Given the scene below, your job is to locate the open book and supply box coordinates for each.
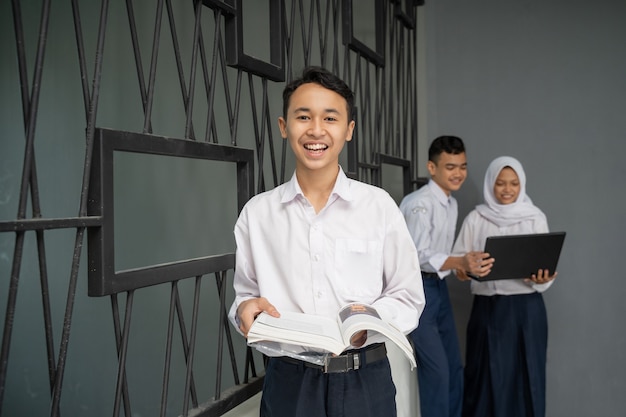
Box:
[247,303,416,369]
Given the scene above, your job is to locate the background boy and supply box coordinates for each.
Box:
[399,136,493,417]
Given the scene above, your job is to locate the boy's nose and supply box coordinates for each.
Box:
[308,120,324,136]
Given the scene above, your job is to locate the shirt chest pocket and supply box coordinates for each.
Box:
[334,238,383,299]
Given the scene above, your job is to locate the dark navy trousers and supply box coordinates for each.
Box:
[260,352,396,417]
[410,274,464,417]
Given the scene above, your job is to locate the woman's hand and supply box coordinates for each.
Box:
[526,269,557,285]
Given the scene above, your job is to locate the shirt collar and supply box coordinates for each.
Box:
[428,179,452,206]
[281,166,353,203]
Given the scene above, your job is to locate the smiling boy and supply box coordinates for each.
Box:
[399,136,493,417]
[229,67,425,417]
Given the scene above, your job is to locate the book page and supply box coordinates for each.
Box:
[338,303,416,368]
[247,311,347,355]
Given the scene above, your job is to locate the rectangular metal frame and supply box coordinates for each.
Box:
[223,0,285,81]
[342,0,385,66]
[87,128,254,296]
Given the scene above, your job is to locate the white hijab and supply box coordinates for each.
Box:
[475,156,546,227]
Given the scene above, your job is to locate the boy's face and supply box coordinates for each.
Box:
[427,152,467,196]
[278,82,355,174]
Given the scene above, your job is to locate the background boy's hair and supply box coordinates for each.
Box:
[282,66,355,119]
[428,135,465,163]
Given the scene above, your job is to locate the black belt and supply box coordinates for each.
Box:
[422,272,439,279]
[278,343,387,373]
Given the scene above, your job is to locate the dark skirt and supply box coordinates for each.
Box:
[463,292,547,417]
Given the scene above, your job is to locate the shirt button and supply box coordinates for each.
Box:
[314,254,320,261]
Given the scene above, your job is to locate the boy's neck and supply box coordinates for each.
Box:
[296,165,340,213]
[431,178,452,197]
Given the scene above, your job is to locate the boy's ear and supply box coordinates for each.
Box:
[426,160,436,176]
[345,120,355,142]
[278,117,288,139]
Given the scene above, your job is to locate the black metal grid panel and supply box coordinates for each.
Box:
[87,128,254,297]
[0,0,425,416]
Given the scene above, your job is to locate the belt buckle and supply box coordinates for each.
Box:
[323,352,360,373]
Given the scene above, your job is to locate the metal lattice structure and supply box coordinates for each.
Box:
[0,0,424,416]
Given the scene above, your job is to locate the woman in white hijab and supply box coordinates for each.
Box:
[452,156,557,417]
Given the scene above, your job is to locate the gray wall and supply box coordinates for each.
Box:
[421,1,626,415]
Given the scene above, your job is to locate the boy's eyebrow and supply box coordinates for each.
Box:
[444,162,467,168]
[292,106,341,115]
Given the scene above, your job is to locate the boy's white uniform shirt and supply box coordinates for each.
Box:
[228,168,425,352]
[399,179,457,278]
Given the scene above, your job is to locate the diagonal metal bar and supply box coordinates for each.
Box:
[166,0,196,139]
[198,8,221,144]
[260,78,278,188]
[248,73,265,192]
[181,277,202,415]
[142,0,165,134]
[160,282,178,417]
[111,294,132,417]
[71,0,92,119]
[174,283,199,408]
[184,0,204,139]
[315,0,327,69]
[229,68,243,146]
[0,232,25,416]
[204,8,225,144]
[214,19,236,144]
[330,0,340,74]
[158,280,205,416]
[301,0,312,66]
[112,291,135,417]
[124,0,154,133]
[214,271,228,399]
[283,0,295,80]
[215,271,244,387]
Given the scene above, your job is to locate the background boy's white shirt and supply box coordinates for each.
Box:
[399,179,457,278]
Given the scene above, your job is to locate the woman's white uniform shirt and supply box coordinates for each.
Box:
[452,156,554,296]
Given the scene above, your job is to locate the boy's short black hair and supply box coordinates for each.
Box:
[428,136,466,163]
[282,66,355,120]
